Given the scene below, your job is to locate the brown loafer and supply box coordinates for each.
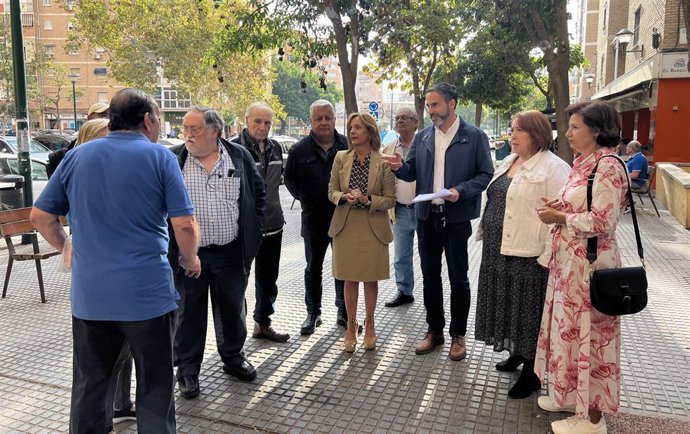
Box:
[449,335,467,361]
[415,331,444,355]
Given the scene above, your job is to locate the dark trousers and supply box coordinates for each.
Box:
[71,312,176,434]
[417,218,473,336]
[104,346,133,424]
[174,241,248,378]
[253,230,282,325]
[304,236,344,317]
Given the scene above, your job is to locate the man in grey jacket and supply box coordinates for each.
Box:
[231,102,289,343]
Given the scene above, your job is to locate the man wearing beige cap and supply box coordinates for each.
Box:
[87,102,110,120]
[48,102,110,177]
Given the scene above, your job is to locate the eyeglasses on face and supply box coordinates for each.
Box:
[395,115,416,122]
[181,126,206,135]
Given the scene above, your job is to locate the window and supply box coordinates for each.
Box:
[633,7,641,46]
[67,20,74,31]
[43,20,52,30]
[43,0,51,5]
[97,92,108,103]
[70,68,80,77]
[93,67,107,76]
[43,43,55,56]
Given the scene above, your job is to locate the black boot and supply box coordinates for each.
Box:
[507,359,541,399]
[495,354,526,372]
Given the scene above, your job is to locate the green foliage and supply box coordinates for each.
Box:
[70,0,281,120]
[272,59,342,124]
[365,0,463,127]
[455,26,532,115]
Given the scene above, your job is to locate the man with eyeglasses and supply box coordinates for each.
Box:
[230,102,289,343]
[170,106,266,399]
[382,107,419,308]
[284,99,351,334]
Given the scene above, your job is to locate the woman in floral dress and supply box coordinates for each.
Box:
[535,101,628,434]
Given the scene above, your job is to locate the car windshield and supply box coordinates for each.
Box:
[5,158,49,180]
[4,137,51,153]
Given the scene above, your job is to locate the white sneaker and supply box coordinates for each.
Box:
[551,415,607,434]
[538,395,576,413]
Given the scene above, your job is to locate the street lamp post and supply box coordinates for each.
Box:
[68,73,79,131]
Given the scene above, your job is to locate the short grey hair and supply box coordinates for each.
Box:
[627,140,642,152]
[395,106,417,120]
[188,105,224,139]
[310,99,335,118]
[245,101,273,120]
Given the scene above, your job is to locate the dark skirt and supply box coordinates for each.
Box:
[474,173,548,359]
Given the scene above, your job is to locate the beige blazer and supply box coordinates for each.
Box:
[327,149,396,244]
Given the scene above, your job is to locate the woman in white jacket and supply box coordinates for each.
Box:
[474,110,570,398]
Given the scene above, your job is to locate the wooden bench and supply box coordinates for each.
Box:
[0,207,65,303]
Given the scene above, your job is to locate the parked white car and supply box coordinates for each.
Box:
[0,136,51,163]
[0,154,50,204]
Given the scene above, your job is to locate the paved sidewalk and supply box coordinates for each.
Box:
[1,187,689,434]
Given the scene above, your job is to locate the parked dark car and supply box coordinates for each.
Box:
[33,133,76,151]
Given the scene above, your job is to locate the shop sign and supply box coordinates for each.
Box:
[660,53,689,78]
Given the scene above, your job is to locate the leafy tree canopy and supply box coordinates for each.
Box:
[70,0,282,120]
[272,58,342,124]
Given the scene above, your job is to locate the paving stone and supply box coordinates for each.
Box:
[0,188,689,433]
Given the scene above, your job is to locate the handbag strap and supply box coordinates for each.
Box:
[586,154,644,266]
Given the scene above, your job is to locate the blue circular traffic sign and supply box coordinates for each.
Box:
[368,101,379,112]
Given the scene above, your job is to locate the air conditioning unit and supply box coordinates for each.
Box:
[94,53,101,60]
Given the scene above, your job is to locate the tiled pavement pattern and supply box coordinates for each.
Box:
[0,186,689,434]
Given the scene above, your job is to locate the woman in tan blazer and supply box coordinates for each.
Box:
[328,112,396,353]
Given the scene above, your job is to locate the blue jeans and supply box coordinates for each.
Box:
[417,218,472,336]
[393,205,417,296]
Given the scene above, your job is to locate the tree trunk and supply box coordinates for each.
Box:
[683,0,690,71]
[325,0,359,115]
[55,102,62,132]
[414,94,425,131]
[474,101,483,127]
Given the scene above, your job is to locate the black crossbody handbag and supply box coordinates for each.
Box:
[586,155,648,316]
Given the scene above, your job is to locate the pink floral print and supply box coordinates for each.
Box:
[535,148,628,416]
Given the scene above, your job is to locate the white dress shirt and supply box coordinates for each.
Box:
[432,116,460,204]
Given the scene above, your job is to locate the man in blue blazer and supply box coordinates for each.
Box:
[383,83,494,361]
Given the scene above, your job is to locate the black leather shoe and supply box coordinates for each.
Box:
[507,360,541,399]
[337,311,362,333]
[300,314,322,335]
[495,355,526,372]
[385,292,414,308]
[223,360,257,382]
[177,375,200,399]
[336,311,347,328]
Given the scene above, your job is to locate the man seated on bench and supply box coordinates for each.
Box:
[626,140,648,188]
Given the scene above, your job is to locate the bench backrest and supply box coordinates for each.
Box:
[0,208,34,238]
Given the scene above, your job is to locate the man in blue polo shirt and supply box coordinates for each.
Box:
[626,140,648,188]
[31,88,200,434]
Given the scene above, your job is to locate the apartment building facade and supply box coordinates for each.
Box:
[576,0,689,163]
[1,0,189,133]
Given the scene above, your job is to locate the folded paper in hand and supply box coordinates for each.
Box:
[412,189,451,203]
